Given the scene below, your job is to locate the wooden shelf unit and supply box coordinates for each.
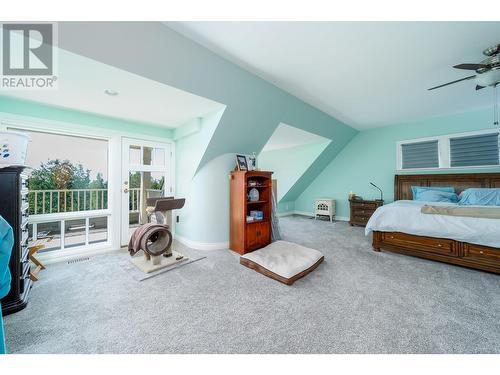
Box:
[247,200,268,205]
[230,170,273,255]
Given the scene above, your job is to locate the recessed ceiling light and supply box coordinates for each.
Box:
[104,89,119,96]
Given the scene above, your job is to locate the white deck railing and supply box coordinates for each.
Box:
[28,188,162,215]
[27,187,162,254]
[129,188,163,213]
[29,189,108,215]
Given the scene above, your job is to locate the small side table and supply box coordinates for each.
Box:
[349,199,383,227]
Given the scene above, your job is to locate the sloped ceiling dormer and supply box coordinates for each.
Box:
[259,123,331,202]
[56,22,358,197]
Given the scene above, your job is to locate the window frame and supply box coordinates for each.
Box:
[397,128,500,172]
[0,111,176,264]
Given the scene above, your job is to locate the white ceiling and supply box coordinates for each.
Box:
[0,41,224,129]
[261,123,330,152]
[167,22,500,130]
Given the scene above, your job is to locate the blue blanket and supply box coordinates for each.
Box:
[0,215,13,354]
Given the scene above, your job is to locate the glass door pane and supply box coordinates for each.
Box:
[129,145,141,165]
[122,138,171,246]
[151,148,165,166]
[127,170,166,239]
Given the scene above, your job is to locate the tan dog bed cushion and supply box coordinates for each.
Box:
[240,240,324,285]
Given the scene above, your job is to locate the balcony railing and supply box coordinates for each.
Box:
[129,188,163,213]
[29,189,108,215]
[28,188,163,215]
[26,187,163,255]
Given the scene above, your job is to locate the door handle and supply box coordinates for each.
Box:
[123,188,129,193]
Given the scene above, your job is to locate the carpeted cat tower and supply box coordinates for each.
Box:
[128,197,186,273]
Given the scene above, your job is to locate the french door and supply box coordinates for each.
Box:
[121,138,172,246]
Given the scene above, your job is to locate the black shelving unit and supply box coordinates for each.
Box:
[0,166,32,315]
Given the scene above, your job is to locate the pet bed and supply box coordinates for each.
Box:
[240,240,324,285]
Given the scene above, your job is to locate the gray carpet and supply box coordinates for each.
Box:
[4,216,500,353]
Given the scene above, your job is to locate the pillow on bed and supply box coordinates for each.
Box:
[416,190,459,203]
[458,188,500,206]
[411,186,455,200]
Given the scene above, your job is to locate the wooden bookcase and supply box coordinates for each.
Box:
[230,170,273,255]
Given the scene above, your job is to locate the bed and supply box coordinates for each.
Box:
[366,173,500,274]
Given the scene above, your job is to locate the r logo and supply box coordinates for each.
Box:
[2,23,53,76]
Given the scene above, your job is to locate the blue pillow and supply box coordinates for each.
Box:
[458,188,500,206]
[416,190,459,203]
[411,186,455,200]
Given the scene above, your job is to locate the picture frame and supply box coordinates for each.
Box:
[236,154,248,171]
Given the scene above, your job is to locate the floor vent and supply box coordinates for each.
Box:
[67,257,90,264]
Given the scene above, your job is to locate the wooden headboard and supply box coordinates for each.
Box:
[394,173,500,200]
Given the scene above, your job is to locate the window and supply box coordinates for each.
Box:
[8,128,109,215]
[8,127,110,253]
[401,140,439,169]
[450,133,499,167]
[398,130,500,170]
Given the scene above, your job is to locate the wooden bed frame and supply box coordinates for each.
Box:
[372,173,500,274]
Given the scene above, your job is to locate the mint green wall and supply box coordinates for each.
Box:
[175,109,226,241]
[295,108,500,219]
[0,95,173,138]
[58,22,358,199]
[278,201,295,213]
[176,153,234,243]
[55,22,359,245]
[259,141,329,206]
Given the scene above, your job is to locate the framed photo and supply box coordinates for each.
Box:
[236,154,248,171]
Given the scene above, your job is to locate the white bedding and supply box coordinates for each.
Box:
[365,200,500,248]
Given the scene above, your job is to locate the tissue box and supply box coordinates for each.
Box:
[250,210,263,220]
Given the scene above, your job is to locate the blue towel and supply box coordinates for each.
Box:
[0,215,14,355]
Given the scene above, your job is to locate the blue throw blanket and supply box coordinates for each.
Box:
[0,215,13,354]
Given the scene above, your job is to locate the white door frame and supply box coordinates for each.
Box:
[120,137,173,246]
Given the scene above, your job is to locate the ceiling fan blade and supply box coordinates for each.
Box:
[428,75,476,91]
[453,63,488,70]
[476,85,486,90]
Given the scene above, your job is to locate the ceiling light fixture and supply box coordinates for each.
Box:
[104,89,119,96]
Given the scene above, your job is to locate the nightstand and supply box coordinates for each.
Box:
[349,199,383,227]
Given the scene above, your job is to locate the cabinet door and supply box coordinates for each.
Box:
[246,225,259,250]
[246,222,270,251]
[257,222,270,247]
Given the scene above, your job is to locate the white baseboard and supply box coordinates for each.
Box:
[281,211,350,222]
[38,245,120,265]
[293,210,315,217]
[37,234,231,265]
[335,216,350,222]
[174,234,228,251]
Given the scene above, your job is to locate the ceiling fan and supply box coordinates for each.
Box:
[428,43,500,126]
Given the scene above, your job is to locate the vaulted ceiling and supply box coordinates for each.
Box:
[0,25,224,129]
[57,21,357,183]
[167,22,500,129]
